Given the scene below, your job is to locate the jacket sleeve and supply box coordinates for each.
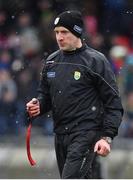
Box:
[91,53,124,138]
[37,62,52,115]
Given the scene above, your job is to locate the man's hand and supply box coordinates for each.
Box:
[26,98,40,118]
[94,139,111,157]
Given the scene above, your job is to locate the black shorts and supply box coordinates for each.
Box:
[55,130,101,179]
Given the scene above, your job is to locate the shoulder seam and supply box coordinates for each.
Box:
[47,50,60,61]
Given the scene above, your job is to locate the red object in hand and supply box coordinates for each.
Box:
[26,123,36,166]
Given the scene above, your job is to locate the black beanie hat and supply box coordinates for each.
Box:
[54,10,83,38]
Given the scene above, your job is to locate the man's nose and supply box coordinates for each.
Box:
[57,33,63,41]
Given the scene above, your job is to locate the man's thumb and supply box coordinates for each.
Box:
[32,98,38,104]
[94,143,98,152]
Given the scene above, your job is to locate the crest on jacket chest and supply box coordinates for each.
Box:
[74,71,81,80]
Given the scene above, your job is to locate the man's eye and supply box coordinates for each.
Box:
[62,31,68,34]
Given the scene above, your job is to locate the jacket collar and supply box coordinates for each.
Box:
[62,43,87,55]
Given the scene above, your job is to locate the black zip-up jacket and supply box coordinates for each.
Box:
[37,44,123,138]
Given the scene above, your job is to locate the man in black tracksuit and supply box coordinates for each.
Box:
[26,11,123,179]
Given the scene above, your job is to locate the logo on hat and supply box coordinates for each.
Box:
[54,17,60,25]
[73,25,82,34]
[74,71,81,80]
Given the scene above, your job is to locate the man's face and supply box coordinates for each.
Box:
[54,26,79,51]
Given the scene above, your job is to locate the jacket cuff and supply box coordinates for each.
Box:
[101,131,114,139]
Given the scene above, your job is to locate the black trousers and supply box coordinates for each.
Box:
[55,130,101,179]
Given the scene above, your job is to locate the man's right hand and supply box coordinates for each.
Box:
[26,98,40,118]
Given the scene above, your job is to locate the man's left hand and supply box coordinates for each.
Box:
[94,139,111,156]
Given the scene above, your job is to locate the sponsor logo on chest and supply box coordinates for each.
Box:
[47,72,55,78]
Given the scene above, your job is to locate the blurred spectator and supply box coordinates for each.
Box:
[0,9,8,49]
[119,92,133,138]
[0,50,12,70]
[37,0,57,53]
[123,54,133,95]
[7,29,21,57]
[17,12,41,57]
[16,68,33,103]
[0,69,24,135]
[109,45,128,75]
[101,0,127,34]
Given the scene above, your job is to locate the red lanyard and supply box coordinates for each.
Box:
[26,123,36,166]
